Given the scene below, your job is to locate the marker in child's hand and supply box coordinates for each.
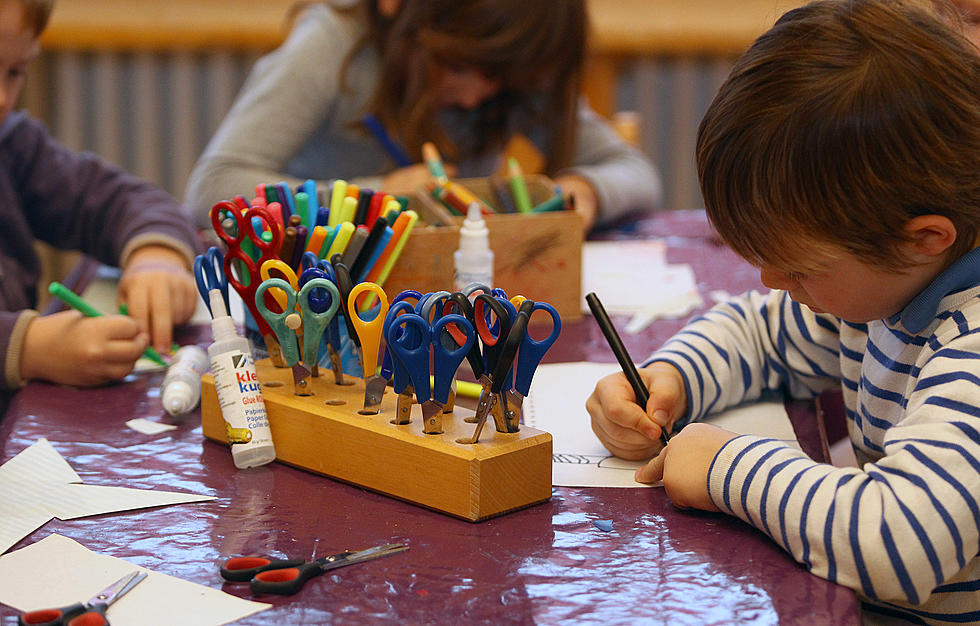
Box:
[49,281,169,367]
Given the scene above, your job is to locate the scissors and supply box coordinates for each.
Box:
[211,201,287,367]
[502,301,561,428]
[382,300,420,426]
[255,277,340,395]
[193,246,229,318]
[330,254,363,371]
[458,294,518,431]
[220,543,408,596]
[299,264,347,384]
[348,282,390,414]
[259,259,301,312]
[19,571,147,626]
[386,312,474,435]
[457,300,531,444]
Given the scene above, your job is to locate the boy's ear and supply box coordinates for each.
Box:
[902,215,957,258]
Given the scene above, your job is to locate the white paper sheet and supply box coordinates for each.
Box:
[0,534,270,625]
[523,362,799,487]
[125,418,178,435]
[0,439,215,554]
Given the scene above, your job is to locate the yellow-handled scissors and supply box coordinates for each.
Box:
[260,259,300,312]
[348,282,389,413]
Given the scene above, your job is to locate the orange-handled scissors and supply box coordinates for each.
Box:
[348,282,389,413]
[18,571,146,626]
[210,202,286,366]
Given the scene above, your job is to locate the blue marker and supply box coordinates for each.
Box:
[302,179,319,231]
[362,113,411,167]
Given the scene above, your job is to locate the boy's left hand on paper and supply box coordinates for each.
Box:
[118,245,197,352]
[634,422,739,512]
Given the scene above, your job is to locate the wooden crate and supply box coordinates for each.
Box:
[201,359,553,522]
[383,176,583,319]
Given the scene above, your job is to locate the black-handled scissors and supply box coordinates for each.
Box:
[222,543,409,596]
[19,571,146,626]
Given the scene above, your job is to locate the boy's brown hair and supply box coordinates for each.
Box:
[696,0,980,273]
[14,0,53,36]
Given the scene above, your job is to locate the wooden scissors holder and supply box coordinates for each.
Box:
[200,358,552,522]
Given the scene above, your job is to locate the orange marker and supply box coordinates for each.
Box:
[305,225,329,257]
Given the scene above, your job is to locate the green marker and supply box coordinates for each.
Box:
[49,282,169,367]
[507,157,533,214]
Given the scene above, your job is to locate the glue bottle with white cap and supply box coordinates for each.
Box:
[161,345,209,416]
[453,201,493,292]
[207,289,276,469]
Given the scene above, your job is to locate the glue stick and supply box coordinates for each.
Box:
[161,345,209,416]
[207,289,276,469]
[453,201,493,292]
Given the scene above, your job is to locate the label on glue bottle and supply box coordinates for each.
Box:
[210,348,276,468]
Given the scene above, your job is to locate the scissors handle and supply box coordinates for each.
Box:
[330,254,360,349]
[19,602,86,626]
[348,282,389,377]
[443,293,485,379]
[250,561,324,596]
[514,302,561,396]
[491,310,529,395]
[255,278,301,365]
[387,314,431,402]
[220,556,307,582]
[383,302,418,394]
[193,247,228,317]
[431,315,474,404]
[300,278,340,364]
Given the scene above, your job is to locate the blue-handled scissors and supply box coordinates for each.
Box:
[211,201,286,367]
[299,264,346,384]
[193,246,229,317]
[503,301,561,429]
[386,312,474,435]
[255,277,339,395]
[383,299,420,426]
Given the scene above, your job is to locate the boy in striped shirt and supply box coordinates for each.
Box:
[586,1,980,622]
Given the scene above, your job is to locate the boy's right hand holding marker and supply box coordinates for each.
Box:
[586,361,738,512]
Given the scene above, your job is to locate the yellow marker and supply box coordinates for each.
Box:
[328,179,347,228]
[325,221,356,259]
[339,195,358,225]
[382,198,401,219]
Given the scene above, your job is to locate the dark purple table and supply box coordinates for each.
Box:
[0,211,860,624]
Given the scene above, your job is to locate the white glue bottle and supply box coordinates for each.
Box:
[161,345,209,416]
[207,289,276,469]
[453,201,494,292]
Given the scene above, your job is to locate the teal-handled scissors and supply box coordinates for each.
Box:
[193,246,229,317]
[211,201,287,367]
[255,277,339,395]
[386,313,474,435]
[19,571,146,626]
[503,301,561,428]
[300,264,346,384]
[241,543,409,596]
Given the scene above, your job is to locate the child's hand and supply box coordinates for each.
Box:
[383,163,458,194]
[585,361,687,460]
[118,245,196,352]
[20,311,149,386]
[555,174,598,230]
[634,422,739,512]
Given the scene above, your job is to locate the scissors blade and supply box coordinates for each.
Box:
[362,374,387,414]
[420,400,444,434]
[292,363,313,396]
[326,345,346,385]
[392,386,414,425]
[89,571,147,607]
[322,543,409,571]
[457,391,496,444]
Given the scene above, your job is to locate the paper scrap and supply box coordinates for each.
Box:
[126,418,178,435]
[523,362,798,488]
[0,533,269,625]
[0,439,215,554]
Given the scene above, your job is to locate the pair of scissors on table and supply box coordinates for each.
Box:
[254,275,340,395]
[385,308,475,435]
[210,201,287,367]
[19,571,146,626]
[193,246,230,317]
[219,543,408,596]
[347,282,390,414]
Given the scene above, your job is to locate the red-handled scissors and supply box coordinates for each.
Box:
[211,201,286,366]
[19,571,146,626]
[221,543,408,596]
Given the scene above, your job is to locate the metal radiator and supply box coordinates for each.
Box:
[21,50,733,211]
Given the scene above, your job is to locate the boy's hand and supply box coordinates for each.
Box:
[585,361,687,460]
[21,311,149,386]
[635,422,739,512]
[118,245,196,352]
[554,174,598,230]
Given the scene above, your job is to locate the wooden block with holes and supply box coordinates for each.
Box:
[200,358,553,522]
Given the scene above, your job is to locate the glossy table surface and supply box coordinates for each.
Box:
[0,211,860,624]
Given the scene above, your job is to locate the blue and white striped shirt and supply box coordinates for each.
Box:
[650,249,980,624]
